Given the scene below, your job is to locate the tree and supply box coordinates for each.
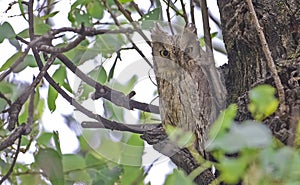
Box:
[0,0,299,185]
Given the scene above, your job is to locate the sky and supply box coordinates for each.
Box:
[0,1,226,184]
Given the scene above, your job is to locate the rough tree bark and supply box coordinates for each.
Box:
[217,0,300,144]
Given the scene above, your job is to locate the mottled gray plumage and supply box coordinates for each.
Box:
[151,24,214,157]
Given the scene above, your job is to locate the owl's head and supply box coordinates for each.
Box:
[151,24,202,73]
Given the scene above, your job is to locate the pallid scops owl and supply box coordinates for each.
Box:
[151,24,216,158]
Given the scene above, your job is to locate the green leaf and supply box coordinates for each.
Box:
[0,22,16,43]
[109,75,137,94]
[17,28,29,38]
[86,0,104,19]
[210,32,218,38]
[119,0,134,3]
[217,153,252,184]
[140,8,161,29]
[35,148,64,185]
[108,59,117,81]
[63,155,91,185]
[209,104,237,140]
[53,131,62,156]
[88,66,107,84]
[165,169,195,185]
[62,154,86,172]
[64,40,98,65]
[18,0,27,20]
[0,52,22,72]
[85,152,105,167]
[52,65,67,85]
[94,34,125,58]
[248,84,279,121]
[72,8,92,27]
[259,147,300,181]
[208,121,272,153]
[13,54,37,73]
[19,174,45,185]
[9,38,21,50]
[120,133,144,166]
[104,100,124,121]
[165,125,195,148]
[122,166,144,185]
[37,132,54,146]
[48,85,58,112]
[40,11,59,20]
[34,16,51,35]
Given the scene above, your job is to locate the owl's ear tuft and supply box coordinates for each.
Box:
[184,23,197,34]
[151,24,167,42]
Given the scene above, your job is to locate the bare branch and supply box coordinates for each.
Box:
[56,54,159,114]
[7,54,57,131]
[0,124,26,151]
[0,136,21,184]
[244,0,286,113]
[190,0,195,26]
[180,0,188,24]
[81,121,160,134]
[130,2,144,17]
[38,35,85,53]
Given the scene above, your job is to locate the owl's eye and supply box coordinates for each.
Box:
[160,49,170,57]
[184,47,193,54]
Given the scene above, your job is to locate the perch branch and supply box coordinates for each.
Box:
[17,33,159,115]
[56,54,159,114]
[244,0,286,113]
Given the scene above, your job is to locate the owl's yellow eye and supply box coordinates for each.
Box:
[160,49,170,57]
[184,47,193,54]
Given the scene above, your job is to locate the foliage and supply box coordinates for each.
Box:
[206,85,299,185]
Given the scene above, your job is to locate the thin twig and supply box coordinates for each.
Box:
[244,0,286,113]
[0,136,22,184]
[113,0,150,45]
[0,92,12,106]
[180,0,188,24]
[102,0,153,67]
[0,124,26,151]
[166,0,174,35]
[193,0,221,29]
[130,1,144,16]
[199,0,213,56]
[190,0,195,26]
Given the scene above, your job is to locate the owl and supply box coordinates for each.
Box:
[151,24,214,158]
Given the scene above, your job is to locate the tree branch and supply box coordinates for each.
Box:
[244,0,286,113]
[7,54,57,131]
[56,53,159,114]
[102,0,153,67]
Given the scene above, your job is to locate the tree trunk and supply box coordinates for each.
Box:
[217,0,300,144]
